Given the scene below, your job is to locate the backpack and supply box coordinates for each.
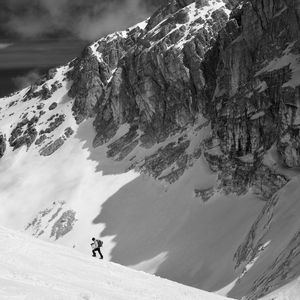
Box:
[97,240,103,248]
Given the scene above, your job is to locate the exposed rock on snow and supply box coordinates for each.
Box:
[0,133,6,158]
[39,137,65,156]
[9,116,39,150]
[50,210,77,240]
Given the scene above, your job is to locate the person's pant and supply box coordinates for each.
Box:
[92,248,103,259]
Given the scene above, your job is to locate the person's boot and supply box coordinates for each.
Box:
[92,254,96,257]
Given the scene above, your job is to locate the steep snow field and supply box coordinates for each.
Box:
[0,225,233,300]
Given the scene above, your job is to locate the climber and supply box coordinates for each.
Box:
[91,237,104,259]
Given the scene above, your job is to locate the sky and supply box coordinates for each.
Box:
[0,0,166,97]
[0,0,165,40]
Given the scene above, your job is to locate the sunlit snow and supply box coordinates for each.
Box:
[0,225,234,300]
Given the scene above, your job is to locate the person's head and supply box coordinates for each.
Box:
[92,237,95,241]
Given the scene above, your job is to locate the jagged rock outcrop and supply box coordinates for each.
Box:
[48,102,58,111]
[68,25,144,123]
[22,69,59,102]
[92,0,230,150]
[68,47,104,123]
[39,114,65,135]
[0,133,6,158]
[39,137,65,156]
[9,116,39,150]
[50,210,77,240]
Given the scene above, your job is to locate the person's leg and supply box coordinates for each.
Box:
[97,248,103,259]
[92,249,96,257]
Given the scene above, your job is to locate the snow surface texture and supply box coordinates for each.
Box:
[0,225,233,300]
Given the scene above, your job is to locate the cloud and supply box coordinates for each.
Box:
[76,0,150,40]
[1,0,162,41]
[0,43,12,50]
[12,70,42,90]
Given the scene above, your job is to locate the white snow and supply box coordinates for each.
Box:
[238,154,254,163]
[256,42,300,88]
[174,0,231,49]
[256,81,268,93]
[250,111,265,120]
[147,0,230,50]
[89,18,148,63]
[90,42,103,62]
[128,19,148,31]
[0,225,234,300]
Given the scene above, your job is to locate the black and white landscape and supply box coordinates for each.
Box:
[0,0,300,299]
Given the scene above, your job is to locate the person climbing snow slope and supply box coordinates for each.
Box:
[91,237,104,259]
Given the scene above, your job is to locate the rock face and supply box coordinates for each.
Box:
[66,0,300,194]
[68,25,144,123]
[0,133,6,158]
[200,0,300,170]
[9,117,38,150]
[68,47,104,123]
[91,0,230,149]
[190,0,299,196]
[39,137,65,156]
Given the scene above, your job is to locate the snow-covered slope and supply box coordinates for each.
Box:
[0,225,232,300]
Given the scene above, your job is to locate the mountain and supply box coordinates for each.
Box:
[0,225,233,300]
[0,0,300,299]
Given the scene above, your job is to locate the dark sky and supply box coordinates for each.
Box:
[0,0,165,40]
[0,0,167,97]
[0,40,86,97]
